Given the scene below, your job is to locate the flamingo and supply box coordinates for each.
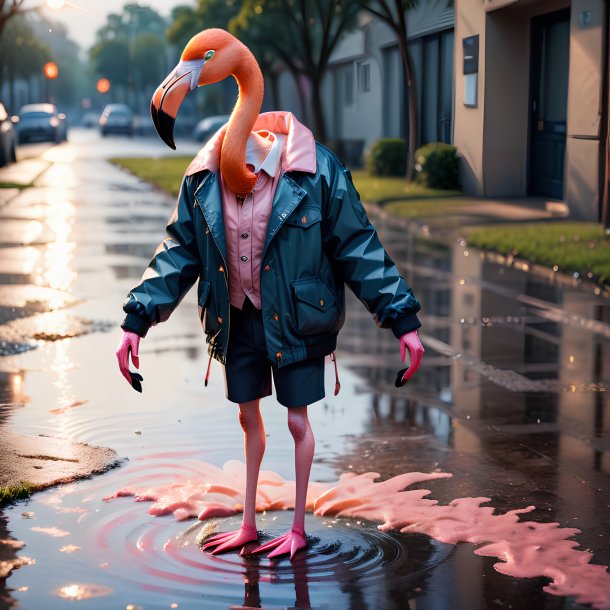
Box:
[151,28,266,199]
[150,28,312,559]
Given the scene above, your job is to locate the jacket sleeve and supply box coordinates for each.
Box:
[322,155,422,337]
[121,174,202,337]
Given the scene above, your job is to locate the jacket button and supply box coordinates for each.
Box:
[264,264,270,272]
[241,232,249,239]
[301,216,307,224]
[217,316,222,324]
[273,312,279,321]
[320,299,325,307]
[219,265,224,273]
[241,255,249,262]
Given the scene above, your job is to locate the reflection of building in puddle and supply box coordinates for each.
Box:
[451,238,610,473]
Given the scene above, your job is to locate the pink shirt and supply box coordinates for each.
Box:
[221,131,285,309]
[184,111,318,309]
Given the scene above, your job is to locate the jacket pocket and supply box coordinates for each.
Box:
[291,277,340,335]
[285,207,322,229]
[197,280,211,323]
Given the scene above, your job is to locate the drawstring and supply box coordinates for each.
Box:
[205,329,222,387]
[330,352,340,396]
[204,350,213,387]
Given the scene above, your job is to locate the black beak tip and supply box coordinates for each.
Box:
[154,107,176,150]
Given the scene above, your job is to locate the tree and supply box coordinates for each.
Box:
[167,1,240,54]
[0,0,36,40]
[357,0,420,180]
[89,4,167,111]
[0,14,50,110]
[231,0,360,144]
[31,17,84,107]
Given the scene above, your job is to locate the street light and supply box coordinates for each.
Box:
[96,78,111,94]
[43,61,58,103]
[43,62,59,80]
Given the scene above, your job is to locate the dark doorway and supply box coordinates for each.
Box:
[528,8,570,199]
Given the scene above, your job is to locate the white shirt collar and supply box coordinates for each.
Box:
[245,130,285,177]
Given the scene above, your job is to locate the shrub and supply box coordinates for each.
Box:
[414,142,460,190]
[365,138,407,177]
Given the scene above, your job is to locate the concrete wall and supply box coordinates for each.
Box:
[454,0,488,196]
[565,0,606,220]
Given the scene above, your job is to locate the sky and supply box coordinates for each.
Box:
[35,0,188,50]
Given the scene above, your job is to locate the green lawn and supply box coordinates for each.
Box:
[0,481,35,507]
[384,196,469,218]
[349,170,461,203]
[467,222,610,284]
[0,181,32,189]
[110,157,461,202]
[111,156,192,197]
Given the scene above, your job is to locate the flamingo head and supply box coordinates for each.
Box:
[151,28,249,149]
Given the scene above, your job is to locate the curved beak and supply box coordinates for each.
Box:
[151,59,205,149]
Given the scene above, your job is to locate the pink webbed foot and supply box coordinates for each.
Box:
[247,528,307,559]
[201,524,259,555]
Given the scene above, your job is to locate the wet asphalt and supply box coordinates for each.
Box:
[0,128,608,609]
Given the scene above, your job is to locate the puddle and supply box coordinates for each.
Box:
[1,130,608,610]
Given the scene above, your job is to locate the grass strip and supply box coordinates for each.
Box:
[349,170,461,203]
[466,222,610,284]
[384,197,469,218]
[110,157,461,203]
[111,156,192,198]
[0,181,32,190]
[0,481,36,507]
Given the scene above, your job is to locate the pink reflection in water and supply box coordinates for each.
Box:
[104,459,610,609]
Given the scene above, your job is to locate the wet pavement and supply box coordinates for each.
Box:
[0,128,608,609]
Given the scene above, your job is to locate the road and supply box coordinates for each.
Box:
[0,127,608,610]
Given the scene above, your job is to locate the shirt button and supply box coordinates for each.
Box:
[264,264,270,272]
[241,232,249,239]
[241,255,249,262]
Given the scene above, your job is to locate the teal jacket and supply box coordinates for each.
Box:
[121,143,422,368]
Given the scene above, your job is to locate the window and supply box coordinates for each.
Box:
[360,63,370,92]
[344,67,354,105]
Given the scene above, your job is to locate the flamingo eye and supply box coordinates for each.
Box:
[204,50,215,61]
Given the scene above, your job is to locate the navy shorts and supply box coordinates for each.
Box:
[223,297,326,408]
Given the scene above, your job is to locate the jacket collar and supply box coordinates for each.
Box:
[185,111,317,177]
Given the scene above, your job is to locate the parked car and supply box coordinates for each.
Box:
[16,103,67,144]
[194,114,230,143]
[0,102,17,167]
[81,111,101,128]
[99,104,135,137]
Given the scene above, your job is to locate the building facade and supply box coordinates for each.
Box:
[455,0,609,221]
[268,0,609,222]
